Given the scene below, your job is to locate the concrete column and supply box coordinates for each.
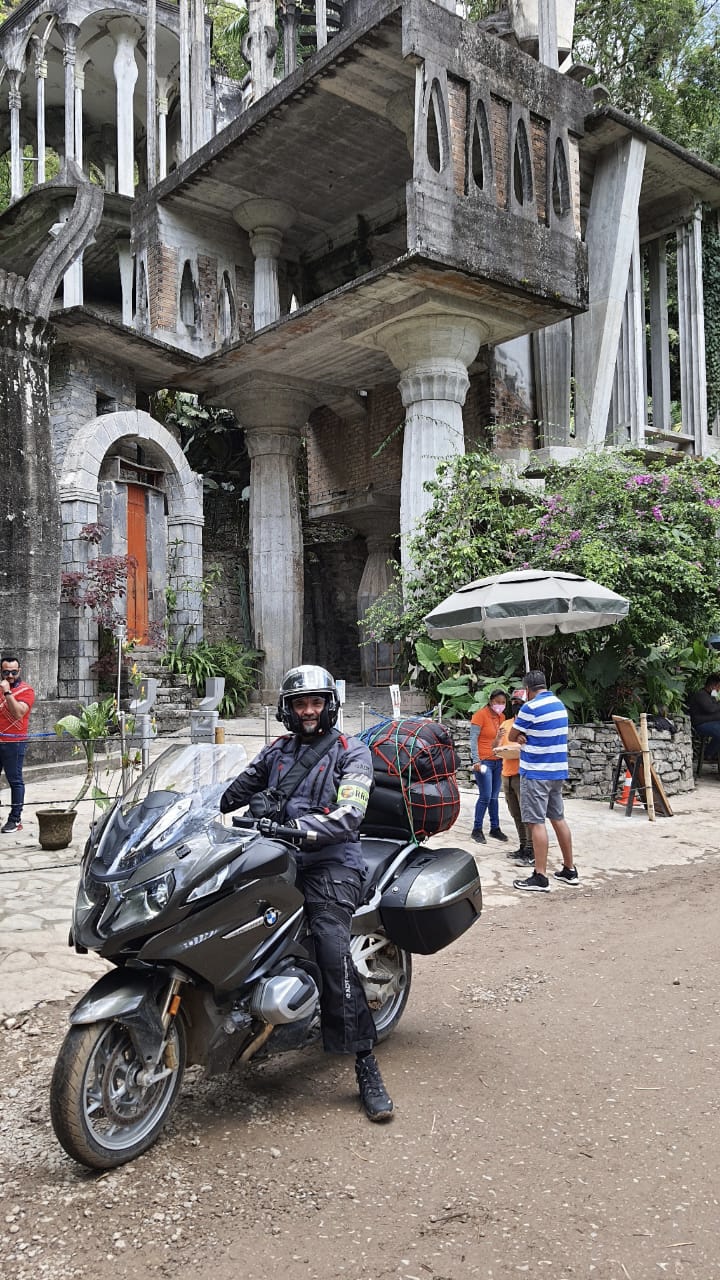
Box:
[74,53,90,170]
[146,0,157,188]
[34,50,47,185]
[315,0,328,49]
[233,198,294,330]
[110,20,139,196]
[8,73,22,203]
[190,0,209,153]
[609,224,645,445]
[532,320,571,445]
[118,240,133,325]
[573,135,646,447]
[229,380,315,694]
[374,313,485,577]
[647,237,671,433]
[677,208,708,454]
[59,23,79,165]
[157,83,169,180]
[356,525,397,687]
[179,0,191,163]
[244,0,277,102]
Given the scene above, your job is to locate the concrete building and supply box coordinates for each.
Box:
[1,0,719,703]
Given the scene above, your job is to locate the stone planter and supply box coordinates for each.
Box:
[36,808,77,851]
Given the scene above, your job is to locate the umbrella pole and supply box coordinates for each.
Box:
[522,624,529,672]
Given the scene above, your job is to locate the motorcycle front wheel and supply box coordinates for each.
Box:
[352,934,412,1041]
[50,1017,186,1170]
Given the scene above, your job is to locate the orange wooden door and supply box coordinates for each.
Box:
[126,485,148,642]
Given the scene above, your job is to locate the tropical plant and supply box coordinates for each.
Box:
[162,638,262,716]
[362,448,720,722]
[54,696,119,811]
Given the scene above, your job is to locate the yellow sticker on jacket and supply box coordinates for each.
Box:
[336,782,370,810]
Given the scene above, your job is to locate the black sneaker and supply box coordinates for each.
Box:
[489,827,509,842]
[471,829,486,844]
[512,852,534,866]
[513,871,550,893]
[506,846,525,859]
[1,819,21,833]
[355,1054,394,1123]
[554,866,580,887]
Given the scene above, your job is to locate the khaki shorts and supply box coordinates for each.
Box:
[520,777,565,824]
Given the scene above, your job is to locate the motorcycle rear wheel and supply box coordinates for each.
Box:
[50,1017,186,1170]
[352,934,412,1041]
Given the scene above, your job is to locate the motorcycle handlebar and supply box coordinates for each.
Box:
[231,815,305,842]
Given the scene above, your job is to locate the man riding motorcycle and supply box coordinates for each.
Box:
[220,665,394,1122]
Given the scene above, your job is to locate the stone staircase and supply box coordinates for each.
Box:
[124,648,194,737]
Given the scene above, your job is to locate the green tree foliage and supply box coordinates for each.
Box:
[363,449,720,720]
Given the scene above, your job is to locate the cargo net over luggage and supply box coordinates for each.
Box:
[359,717,460,841]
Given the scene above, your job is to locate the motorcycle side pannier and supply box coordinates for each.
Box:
[379,847,482,954]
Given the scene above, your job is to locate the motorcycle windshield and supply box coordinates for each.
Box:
[95,743,248,877]
[120,743,248,815]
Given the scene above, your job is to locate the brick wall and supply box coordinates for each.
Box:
[306,385,404,505]
[447,75,467,196]
[530,114,549,225]
[490,96,509,209]
[147,242,178,332]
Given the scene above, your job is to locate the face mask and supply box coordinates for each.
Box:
[712,689,719,699]
[491,702,505,714]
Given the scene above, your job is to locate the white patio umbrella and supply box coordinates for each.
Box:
[424,568,630,669]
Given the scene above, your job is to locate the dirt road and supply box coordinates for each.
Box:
[2,857,718,1280]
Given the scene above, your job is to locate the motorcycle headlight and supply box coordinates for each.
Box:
[114,871,176,931]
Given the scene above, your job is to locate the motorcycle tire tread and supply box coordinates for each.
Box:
[50,1018,186,1171]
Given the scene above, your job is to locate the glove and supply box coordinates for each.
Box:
[256,817,300,838]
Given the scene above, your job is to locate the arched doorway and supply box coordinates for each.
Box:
[58,409,203,699]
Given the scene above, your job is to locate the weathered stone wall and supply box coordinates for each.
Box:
[49,346,136,468]
[445,717,694,799]
[303,535,367,681]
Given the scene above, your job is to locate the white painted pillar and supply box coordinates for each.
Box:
[179,0,191,163]
[8,72,23,202]
[647,237,671,433]
[34,48,47,184]
[59,23,79,165]
[233,198,294,330]
[573,135,646,447]
[146,0,157,188]
[230,380,316,695]
[111,21,139,196]
[374,313,486,577]
[677,207,708,454]
[118,242,134,325]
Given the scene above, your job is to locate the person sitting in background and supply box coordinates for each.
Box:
[469,690,508,845]
[493,690,533,865]
[688,673,720,761]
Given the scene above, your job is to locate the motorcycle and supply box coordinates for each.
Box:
[50,742,482,1169]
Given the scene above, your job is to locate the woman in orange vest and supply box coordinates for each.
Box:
[469,690,508,844]
[493,691,533,864]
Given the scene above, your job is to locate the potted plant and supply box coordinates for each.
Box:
[36,697,118,851]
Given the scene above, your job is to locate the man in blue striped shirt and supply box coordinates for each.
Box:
[508,669,578,892]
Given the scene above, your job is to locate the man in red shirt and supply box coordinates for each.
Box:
[0,654,35,833]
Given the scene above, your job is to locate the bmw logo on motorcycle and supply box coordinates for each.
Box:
[263,907,280,927]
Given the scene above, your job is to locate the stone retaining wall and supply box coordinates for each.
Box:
[445,716,694,800]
